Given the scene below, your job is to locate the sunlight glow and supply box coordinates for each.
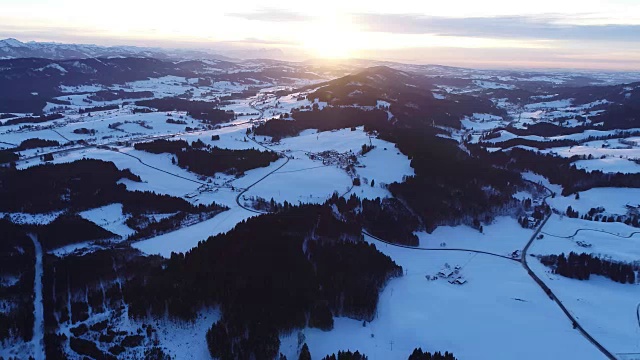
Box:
[301,19,358,59]
[0,0,638,69]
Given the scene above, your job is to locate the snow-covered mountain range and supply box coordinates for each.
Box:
[0,38,286,61]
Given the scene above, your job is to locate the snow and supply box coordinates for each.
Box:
[524,99,573,110]
[265,127,413,200]
[529,214,640,355]
[132,207,255,257]
[482,130,545,144]
[1,38,24,48]
[140,307,220,359]
[460,114,505,131]
[376,100,391,108]
[541,139,640,172]
[29,234,45,360]
[512,191,534,201]
[240,160,352,205]
[551,128,640,142]
[536,215,640,263]
[416,216,533,255]
[59,84,104,93]
[126,126,412,257]
[0,211,62,225]
[79,204,136,238]
[521,171,563,195]
[281,231,603,360]
[573,157,640,174]
[35,63,67,73]
[473,80,515,90]
[547,187,640,215]
[529,259,640,358]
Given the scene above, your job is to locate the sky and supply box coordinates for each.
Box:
[1,0,639,70]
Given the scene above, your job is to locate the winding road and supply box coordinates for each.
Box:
[11,99,618,359]
[233,111,617,359]
[230,143,618,359]
[363,230,520,262]
[543,228,640,240]
[521,194,617,360]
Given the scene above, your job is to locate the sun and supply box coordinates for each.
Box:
[301,20,357,59]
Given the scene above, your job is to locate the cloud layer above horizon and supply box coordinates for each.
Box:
[1,0,639,70]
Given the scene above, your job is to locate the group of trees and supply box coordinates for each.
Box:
[135,97,234,124]
[166,118,187,125]
[408,348,458,360]
[134,139,280,177]
[565,206,640,228]
[540,252,636,284]
[479,147,640,195]
[327,193,421,246]
[12,137,60,151]
[254,107,389,140]
[0,149,19,164]
[0,113,64,126]
[0,159,141,213]
[79,104,119,114]
[0,159,229,217]
[122,190,225,215]
[0,219,35,343]
[382,128,522,232]
[123,203,401,359]
[255,105,524,234]
[87,90,153,102]
[303,66,503,129]
[33,213,117,250]
[321,350,368,360]
[40,246,165,359]
[73,127,96,135]
[120,190,227,241]
[178,147,279,176]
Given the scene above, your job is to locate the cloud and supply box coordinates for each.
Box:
[357,45,640,71]
[228,8,312,22]
[223,37,299,46]
[351,13,640,42]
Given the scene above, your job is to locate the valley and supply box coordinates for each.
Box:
[1,50,639,360]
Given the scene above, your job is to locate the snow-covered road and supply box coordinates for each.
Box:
[28,234,45,360]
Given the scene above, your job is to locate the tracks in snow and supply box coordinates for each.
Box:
[363,230,520,262]
[542,228,640,240]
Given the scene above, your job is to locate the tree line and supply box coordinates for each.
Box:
[135,97,234,124]
[134,139,280,177]
[122,203,401,359]
[540,252,636,284]
[478,147,640,195]
[565,205,640,228]
[0,219,35,344]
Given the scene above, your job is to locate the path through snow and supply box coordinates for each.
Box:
[29,234,45,360]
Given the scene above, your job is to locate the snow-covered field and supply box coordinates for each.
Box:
[529,259,640,358]
[548,187,640,215]
[4,64,640,360]
[535,216,640,263]
[281,231,603,360]
[416,216,533,255]
[132,207,255,257]
[529,215,640,356]
[79,204,136,238]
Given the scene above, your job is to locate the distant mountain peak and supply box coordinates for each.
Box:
[0,38,240,62]
[1,38,25,47]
